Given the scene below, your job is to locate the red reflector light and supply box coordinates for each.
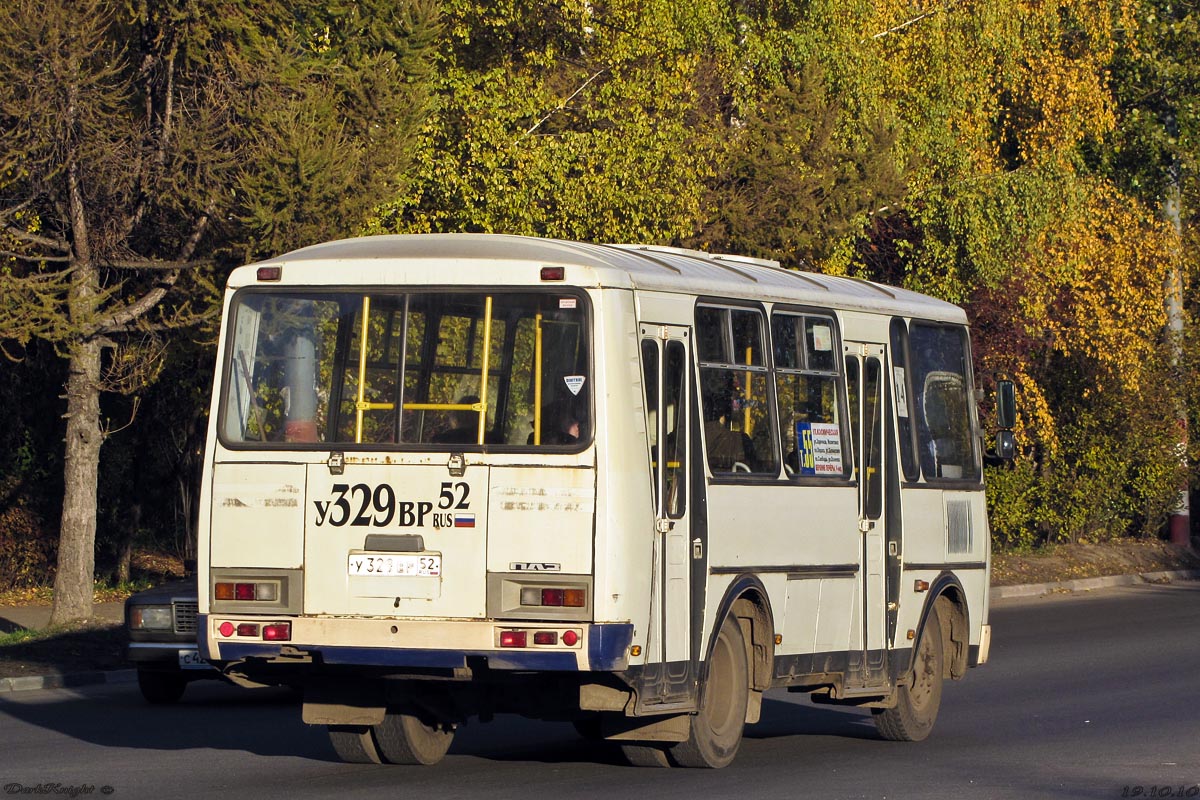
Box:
[562,630,579,647]
[235,583,255,600]
[257,266,282,281]
[499,630,527,648]
[540,266,565,281]
[218,621,234,637]
[541,588,565,606]
[262,623,291,641]
[236,623,259,637]
[533,631,557,646]
[214,583,234,601]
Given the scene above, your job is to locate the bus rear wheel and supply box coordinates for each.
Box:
[372,708,455,765]
[620,743,672,767]
[874,602,944,742]
[327,725,383,764]
[669,615,749,768]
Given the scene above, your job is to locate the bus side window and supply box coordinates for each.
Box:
[773,312,847,478]
[697,304,777,475]
[664,340,687,517]
[642,339,661,510]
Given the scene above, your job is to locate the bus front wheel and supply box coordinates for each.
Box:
[670,615,749,768]
[372,707,455,765]
[874,602,944,742]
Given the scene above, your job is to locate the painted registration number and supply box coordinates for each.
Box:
[347,554,441,577]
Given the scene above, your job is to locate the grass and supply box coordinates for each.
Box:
[0,578,158,608]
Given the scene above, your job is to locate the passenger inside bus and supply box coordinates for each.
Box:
[702,375,755,472]
[527,399,581,445]
[431,395,481,445]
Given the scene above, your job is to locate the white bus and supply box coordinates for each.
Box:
[198,234,1005,768]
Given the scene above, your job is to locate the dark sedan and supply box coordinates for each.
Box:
[125,580,220,703]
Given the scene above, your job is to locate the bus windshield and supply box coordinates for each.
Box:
[220,289,591,448]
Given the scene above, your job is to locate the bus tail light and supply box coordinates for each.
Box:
[499,630,527,648]
[496,628,581,648]
[215,620,291,640]
[520,587,587,608]
[215,581,279,602]
[263,623,291,641]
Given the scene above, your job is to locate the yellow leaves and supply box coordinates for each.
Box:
[1024,181,1170,392]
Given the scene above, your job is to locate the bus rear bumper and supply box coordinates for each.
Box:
[199,614,633,672]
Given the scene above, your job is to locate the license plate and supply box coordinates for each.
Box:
[178,649,212,670]
[348,553,441,577]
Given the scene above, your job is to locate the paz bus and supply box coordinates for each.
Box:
[197,234,1009,768]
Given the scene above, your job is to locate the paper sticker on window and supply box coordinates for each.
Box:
[795,422,843,476]
[893,367,909,418]
[559,298,577,309]
[564,375,586,395]
[811,325,832,352]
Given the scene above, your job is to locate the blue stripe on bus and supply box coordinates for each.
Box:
[206,621,636,672]
[214,642,580,671]
[588,623,634,671]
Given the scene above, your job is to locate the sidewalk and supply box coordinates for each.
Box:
[2,569,1198,694]
[0,601,125,634]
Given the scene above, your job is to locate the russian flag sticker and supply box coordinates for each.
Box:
[454,513,476,528]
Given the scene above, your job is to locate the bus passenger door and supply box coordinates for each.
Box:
[845,343,889,689]
[639,326,695,707]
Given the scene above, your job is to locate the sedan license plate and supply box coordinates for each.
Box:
[348,553,441,577]
[178,649,212,670]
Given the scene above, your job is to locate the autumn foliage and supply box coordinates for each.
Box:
[1,0,1198,581]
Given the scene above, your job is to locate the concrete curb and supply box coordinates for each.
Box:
[2,570,1197,694]
[990,568,1200,601]
[0,668,137,695]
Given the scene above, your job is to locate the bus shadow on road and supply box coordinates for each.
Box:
[746,696,880,741]
[0,682,326,760]
[445,696,879,766]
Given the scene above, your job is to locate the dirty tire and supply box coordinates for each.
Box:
[327,725,383,764]
[669,615,749,768]
[372,708,455,765]
[620,743,672,767]
[137,670,187,705]
[874,602,944,742]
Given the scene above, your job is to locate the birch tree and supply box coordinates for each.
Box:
[0,0,439,622]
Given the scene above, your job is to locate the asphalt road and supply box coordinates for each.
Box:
[2,583,1198,800]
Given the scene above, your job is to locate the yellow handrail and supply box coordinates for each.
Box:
[354,296,371,443]
[743,347,753,435]
[477,296,493,445]
[533,312,543,445]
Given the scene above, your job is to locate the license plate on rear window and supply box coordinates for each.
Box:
[347,554,441,577]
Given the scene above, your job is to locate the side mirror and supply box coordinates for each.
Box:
[995,430,1016,461]
[996,379,1016,431]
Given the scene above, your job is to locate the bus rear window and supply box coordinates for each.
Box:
[220,290,590,448]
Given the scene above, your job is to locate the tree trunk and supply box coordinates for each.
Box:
[49,338,103,624]
[1163,157,1190,548]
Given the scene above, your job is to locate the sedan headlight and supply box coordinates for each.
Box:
[130,605,174,630]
